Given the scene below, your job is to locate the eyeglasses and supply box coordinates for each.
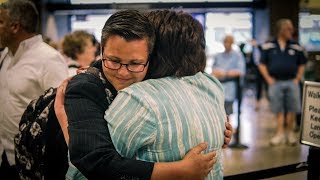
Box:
[102,57,149,73]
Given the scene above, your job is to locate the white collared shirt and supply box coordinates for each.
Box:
[0,35,68,165]
[0,47,8,67]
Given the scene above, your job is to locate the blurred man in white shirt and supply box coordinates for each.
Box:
[0,1,68,179]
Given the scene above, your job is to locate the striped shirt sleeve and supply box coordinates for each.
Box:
[105,91,157,158]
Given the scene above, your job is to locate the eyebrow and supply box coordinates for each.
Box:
[103,55,120,61]
[104,55,146,64]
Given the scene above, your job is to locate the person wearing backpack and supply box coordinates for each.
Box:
[55,10,233,180]
[0,0,68,179]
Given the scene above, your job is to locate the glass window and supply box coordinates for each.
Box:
[205,12,252,73]
[299,13,320,52]
[71,14,112,42]
[70,11,252,74]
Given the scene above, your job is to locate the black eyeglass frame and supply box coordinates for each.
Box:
[101,55,149,73]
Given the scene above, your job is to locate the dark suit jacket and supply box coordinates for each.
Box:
[65,61,154,180]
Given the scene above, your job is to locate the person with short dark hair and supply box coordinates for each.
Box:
[106,10,226,180]
[0,0,68,179]
[258,18,307,146]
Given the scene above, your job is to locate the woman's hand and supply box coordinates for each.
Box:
[180,142,217,180]
[54,77,72,145]
[151,143,216,180]
[223,116,233,148]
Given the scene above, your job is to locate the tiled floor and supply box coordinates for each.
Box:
[222,90,309,179]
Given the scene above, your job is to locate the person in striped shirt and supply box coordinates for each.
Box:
[106,10,226,180]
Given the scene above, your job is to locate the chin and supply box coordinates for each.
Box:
[116,84,128,91]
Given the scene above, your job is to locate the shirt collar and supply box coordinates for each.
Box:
[8,35,43,57]
[7,35,43,68]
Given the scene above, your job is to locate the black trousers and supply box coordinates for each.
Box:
[0,151,20,180]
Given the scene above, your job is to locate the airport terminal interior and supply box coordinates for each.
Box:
[223,91,310,179]
[0,0,320,179]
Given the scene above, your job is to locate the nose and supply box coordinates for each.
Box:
[117,64,130,75]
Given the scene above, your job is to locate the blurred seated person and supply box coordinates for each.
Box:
[211,35,246,115]
[62,30,96,76]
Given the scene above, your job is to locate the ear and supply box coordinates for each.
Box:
[100,45,104,58]
[10,21,21,34]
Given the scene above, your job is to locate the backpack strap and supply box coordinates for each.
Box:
[35,88,57,115]
[81,66,114,104]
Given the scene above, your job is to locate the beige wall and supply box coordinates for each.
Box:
[309,0,320,8]
[301,0,320,9]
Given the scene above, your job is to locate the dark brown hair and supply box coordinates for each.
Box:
[101,10,155,56]
[146,10,206,79]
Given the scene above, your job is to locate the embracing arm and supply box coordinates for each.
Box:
[151,143,216,180]
[60,75,217,180]
[55,77,72,145]
[64,76,153,179]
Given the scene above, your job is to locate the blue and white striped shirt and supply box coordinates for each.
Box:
[106,72,226,180]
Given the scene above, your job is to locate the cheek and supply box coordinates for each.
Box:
[105,69,115,77]
[103,67,115,81]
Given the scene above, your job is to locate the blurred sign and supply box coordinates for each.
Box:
[300,81,320,148]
